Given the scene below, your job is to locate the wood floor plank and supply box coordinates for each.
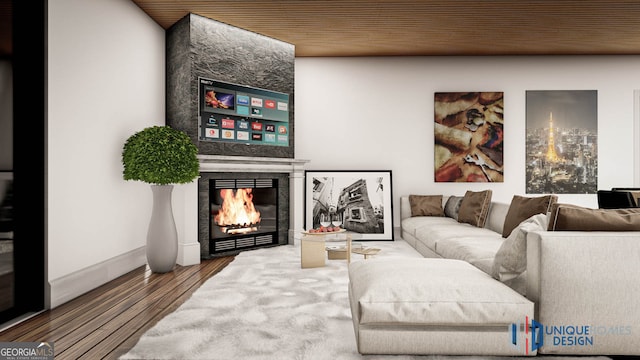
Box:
[0,255,235,360]
[53,263,205,355]
[102,258,236,360]
[13,265,165,343]
[0,265,151,341]
[77,257,235,360]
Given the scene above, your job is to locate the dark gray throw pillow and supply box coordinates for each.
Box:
[444,196,463,220]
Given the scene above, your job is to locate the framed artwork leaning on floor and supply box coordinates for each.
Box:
[304,170,394,241]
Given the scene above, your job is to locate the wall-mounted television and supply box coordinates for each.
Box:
[198,77,290,147]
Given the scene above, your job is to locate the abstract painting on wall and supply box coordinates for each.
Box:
[434,92,504,182]
[525,90,597,194]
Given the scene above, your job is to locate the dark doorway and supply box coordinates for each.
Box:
[0,0,46,327]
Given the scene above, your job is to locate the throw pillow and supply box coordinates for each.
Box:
[443,195,464,220]
[409,195,445,217]
[492,213,548,281]
[548,203,640,231]
[501,195,558,238]
[457,190,492,227]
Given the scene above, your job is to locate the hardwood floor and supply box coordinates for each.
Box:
[0,255,235,360]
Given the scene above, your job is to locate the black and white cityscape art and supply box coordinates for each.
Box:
[525,90,598,194]
[305,171,394,241]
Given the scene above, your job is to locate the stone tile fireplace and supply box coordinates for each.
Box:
[164,14,299,264]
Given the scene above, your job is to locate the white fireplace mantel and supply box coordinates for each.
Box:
[198,154,309,174]
[178,155,309,266]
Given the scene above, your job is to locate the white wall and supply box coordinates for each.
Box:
[47,0,165,304]
[295,56,640,223]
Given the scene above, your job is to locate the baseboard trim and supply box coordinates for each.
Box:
[177,241,201,266]
[48,246,146,308]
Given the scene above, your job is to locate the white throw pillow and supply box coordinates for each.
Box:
[492,213,548,281]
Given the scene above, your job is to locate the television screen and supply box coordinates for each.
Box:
[204,87,235,111]
[198,77,290,147]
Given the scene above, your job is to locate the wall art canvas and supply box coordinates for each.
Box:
[304,170,393,241]
[525,90,597,194]
[434,92,504,182]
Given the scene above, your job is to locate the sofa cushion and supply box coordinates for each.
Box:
[501,195,557,237]
[401,215,455,238]
[409,195,445,217]
[435,235,504,274]
[492,213,548,282]
[443,195,463,220]
[421,222,500,243]
[349,258,533,326]
[548,203,640,231]
[412,219,463,251]
[457,190,492,227]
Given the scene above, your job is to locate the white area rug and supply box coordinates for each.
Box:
[120,239,611,360]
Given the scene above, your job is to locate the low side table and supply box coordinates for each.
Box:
[351,247,381,259]
[301,231,351,268]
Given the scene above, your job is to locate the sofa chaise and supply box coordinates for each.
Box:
[348,190,640,356]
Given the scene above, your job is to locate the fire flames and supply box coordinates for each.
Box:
[214,188,261,234]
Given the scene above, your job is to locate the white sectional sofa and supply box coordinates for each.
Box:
[400,195,511,279]
[348,191,640,356]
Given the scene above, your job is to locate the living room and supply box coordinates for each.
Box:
[2,0,640,356]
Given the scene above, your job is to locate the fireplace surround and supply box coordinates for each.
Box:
[197,155,308,259]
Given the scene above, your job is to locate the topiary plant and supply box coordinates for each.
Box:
[122,125,199,185]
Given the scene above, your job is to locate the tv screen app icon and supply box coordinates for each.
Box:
[222,130,235,139]
[221,118,235,129]
[251,122,263,131]
[237,95,250,105]
[205,128,219,138]
[251,97,263,107]
[237,131,250,141]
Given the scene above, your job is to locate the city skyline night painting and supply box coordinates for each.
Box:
[525,90,598,194]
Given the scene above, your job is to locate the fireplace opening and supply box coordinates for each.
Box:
[209,178,279,255]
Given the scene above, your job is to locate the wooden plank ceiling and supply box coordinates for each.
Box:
[130,0,640,57]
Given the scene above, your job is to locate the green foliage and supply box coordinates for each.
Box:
[122,126,199,185]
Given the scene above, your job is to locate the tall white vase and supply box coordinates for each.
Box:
[146,184,178,273]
